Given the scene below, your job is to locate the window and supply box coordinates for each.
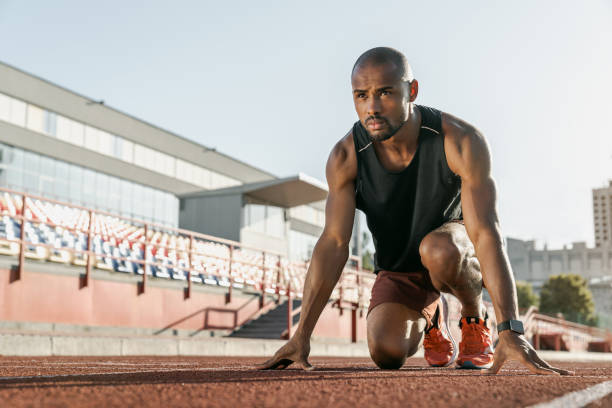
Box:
[121,139,133,163]
[98,130,114,156]
[26,105,45,133]
[84,126,100,151]
[56,116,72,143]
[70,121,84,146]
[0,93,9,122]
[44,111,57,136]
[8,98,26,127]
[68,164,83,204]
[22,151,40,193]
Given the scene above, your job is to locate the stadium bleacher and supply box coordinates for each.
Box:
[0,191,373,306]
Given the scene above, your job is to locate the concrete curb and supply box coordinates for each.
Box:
[2,332,612,361]
[0,332,373,357]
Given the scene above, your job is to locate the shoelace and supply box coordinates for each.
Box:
[424,328,450,351]
[460,323,490,355]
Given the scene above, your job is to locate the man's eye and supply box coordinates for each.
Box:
[357,94,366,98]
[381,91,391,96]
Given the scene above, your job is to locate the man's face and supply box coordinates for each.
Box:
[351,63,413,142]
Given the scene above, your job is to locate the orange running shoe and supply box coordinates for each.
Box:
[456,314,494,369]
[423,295,458,367]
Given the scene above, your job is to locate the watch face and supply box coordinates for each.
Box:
[509,320,524,334]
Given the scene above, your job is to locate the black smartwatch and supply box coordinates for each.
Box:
[497,319,524,335]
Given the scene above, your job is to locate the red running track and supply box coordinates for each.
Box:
[0,356,611,407]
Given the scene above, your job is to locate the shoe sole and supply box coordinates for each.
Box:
[438,294,458,367]
[456,361,493,370]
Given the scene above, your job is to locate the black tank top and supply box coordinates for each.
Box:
[353,105,462,274]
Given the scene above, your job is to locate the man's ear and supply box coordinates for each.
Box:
[408,79,419,102]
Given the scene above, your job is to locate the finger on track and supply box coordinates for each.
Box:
[522,357,560,376]
[529,351,574,376]
[300,360,315,371]
[255,356,286,370]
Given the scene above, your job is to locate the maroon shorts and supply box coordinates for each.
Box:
[367,270,440,327]
[366,219,464,327]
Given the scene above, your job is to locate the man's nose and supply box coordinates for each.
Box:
[366,96,381,116]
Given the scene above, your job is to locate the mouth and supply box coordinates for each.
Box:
[366,118,387,131]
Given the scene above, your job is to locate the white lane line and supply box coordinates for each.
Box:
[0,366,261,381]
[527,380,612,408]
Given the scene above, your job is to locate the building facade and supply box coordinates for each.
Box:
[507,180,612,324]
[593,180,612,248]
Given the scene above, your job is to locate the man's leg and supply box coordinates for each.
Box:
[419,221,494,369]
[419,222,484,317]
[367,302,426,369]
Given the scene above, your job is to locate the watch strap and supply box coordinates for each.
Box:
[497,319,524,334]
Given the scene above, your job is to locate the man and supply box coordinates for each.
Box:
[258,47,572,375]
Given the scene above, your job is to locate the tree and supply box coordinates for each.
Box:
[516,281,538,311]
[361,231,375,272]
[539,274,596,326]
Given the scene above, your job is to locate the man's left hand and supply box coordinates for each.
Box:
[484,331,574,375]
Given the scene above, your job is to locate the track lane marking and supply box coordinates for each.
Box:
[527,380,612,408]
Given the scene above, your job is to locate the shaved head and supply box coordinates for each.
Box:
[351,47,414,82]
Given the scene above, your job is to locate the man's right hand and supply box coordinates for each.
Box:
[255,336,314,371]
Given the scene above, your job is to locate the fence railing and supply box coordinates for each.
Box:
[522,306,612,351]
[0,187,375,341]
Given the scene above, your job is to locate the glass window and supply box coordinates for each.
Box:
[26,105,45,133]
[84,126,100,151]
[6,147,23,190]
[165,156,176,177]
[0,144,9,187]
[95,172,109,211]
[153,190,165,223]
[131,183,144,220]
[23,151,40,193]
[0,93,10,122]
[121,139,133,163]
[108,176,121,214]
[44,111,57,136]
[70,121,84,146]
[68,164,83,204]
[81,168,96,207]
[120,179,133,218]
[142,186,154,221]
[9,98,26,127]
[134,144,146,167]
[56,116,73,143]
[39,156,56,197]
[113,137,123,160]
[247,204,266,233]
[98,130,113,156]
[143,147,159,171]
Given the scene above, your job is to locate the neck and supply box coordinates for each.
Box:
[378,103,420,150]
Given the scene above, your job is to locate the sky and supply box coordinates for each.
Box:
[0,0,611,249]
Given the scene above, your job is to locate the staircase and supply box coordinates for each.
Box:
[229,299,301,339]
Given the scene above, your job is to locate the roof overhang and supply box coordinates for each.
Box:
[179,173,328,208]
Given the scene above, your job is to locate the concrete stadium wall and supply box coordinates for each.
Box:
[0,261,367,342]
[0,266,261,331]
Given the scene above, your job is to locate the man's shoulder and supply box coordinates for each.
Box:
[440,111,481,141]
[439,111,489,176]
[326,128,358,187]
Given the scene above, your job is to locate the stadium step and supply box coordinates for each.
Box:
[228,299,301,339]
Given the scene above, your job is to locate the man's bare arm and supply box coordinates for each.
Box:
[443,114,573,376]
[257,135,357,370]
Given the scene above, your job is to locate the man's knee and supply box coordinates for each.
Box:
[419,232,461,283]
[368,338,406,370]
